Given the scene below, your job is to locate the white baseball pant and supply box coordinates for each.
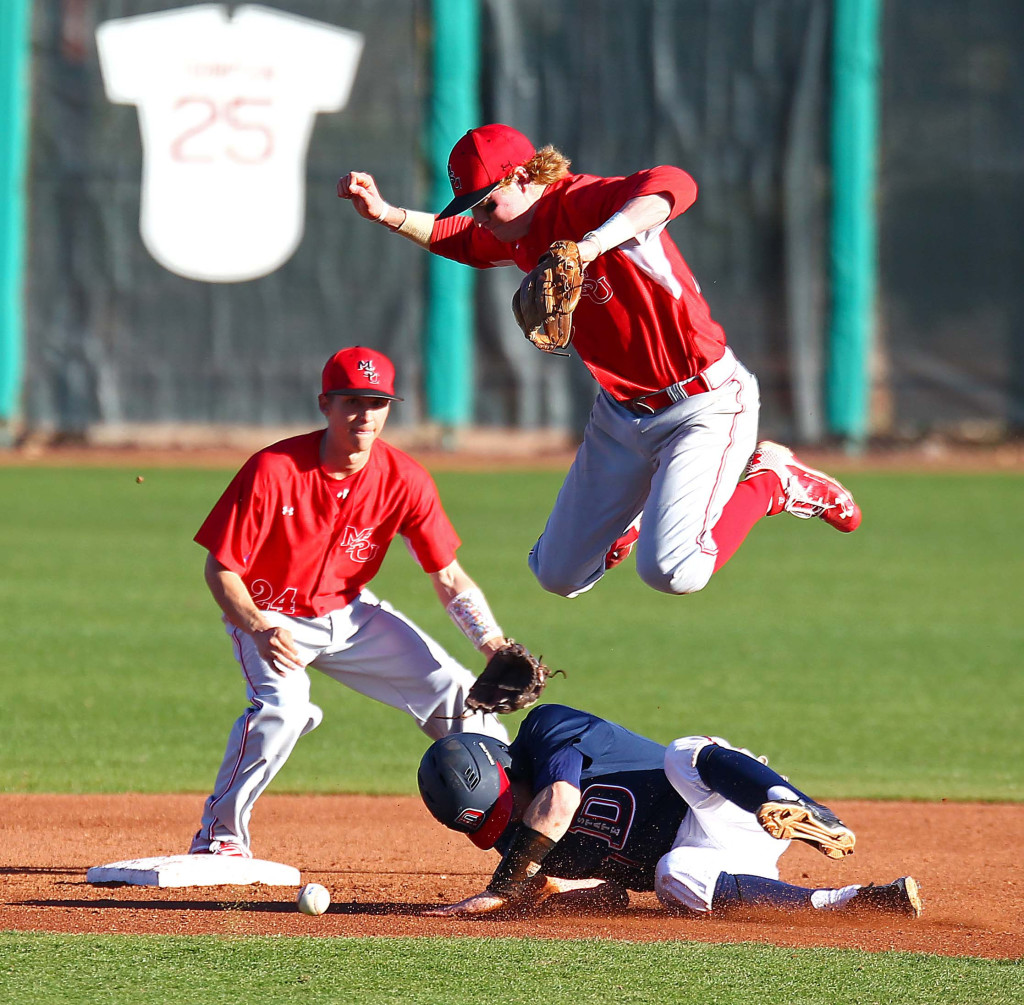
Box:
[194,588,507,852]
[654,735,790,912]
[528,349,760,597]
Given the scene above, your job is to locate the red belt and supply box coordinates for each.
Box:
[620,372,713,415]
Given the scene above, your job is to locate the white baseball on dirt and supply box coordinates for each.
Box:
[296,882,331,916]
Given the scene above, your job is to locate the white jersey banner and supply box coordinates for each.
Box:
[96,4,363,283]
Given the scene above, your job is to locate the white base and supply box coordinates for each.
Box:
[86,854,300,888]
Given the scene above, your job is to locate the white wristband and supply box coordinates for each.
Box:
[374,201,392,223]
[446,588,503,650]
[582,211,636,256]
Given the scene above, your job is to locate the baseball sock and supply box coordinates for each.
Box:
[695,743,811,813]
[712,873,860,911]
[711,473,778,572]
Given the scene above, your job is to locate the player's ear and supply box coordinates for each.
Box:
[318,393,331,417]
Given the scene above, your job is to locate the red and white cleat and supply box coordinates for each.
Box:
[188,831,253,858]
[604,516,642,569]
[742,441,862,533]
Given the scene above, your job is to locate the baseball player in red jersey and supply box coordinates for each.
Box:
[339,125,861,600]
[189,346,509,858]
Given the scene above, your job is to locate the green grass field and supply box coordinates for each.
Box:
[2,933,1021,1005]
[2,464,1021,1000]
[2,466,1021,799]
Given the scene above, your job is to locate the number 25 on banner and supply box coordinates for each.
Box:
[96,5,363,282]
[171,97,274,165]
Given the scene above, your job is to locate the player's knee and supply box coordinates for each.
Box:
[663,736,719,800]
[664,736,716,774]
[529,550,592,598]
[635,553,713,595]
[654,856,711,914]
[250,699,322,738]
[534,572,582,597]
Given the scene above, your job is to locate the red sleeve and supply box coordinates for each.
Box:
[428,214,515,268]
[500,171,699,267]
[193,456,269,574]
[556,168,698,231]
[624,165,698,218]
[397,466,461,574]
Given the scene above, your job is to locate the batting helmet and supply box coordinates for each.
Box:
[417,733,515,849]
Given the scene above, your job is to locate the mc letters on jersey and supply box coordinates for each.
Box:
[340,526,379,564]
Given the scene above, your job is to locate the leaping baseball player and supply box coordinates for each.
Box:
[417,704,922,919]
[189,346,522,858]
[339,125,861,600]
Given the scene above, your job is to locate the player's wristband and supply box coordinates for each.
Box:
[487,824,556,898]
[581,211,636,256]
[374,201,392,223]
[446,587,503,650]
[395,209,435,248]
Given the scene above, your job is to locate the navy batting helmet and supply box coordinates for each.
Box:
[417,733,514,849]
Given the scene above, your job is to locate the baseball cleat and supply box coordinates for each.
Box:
[188,831,253,858]
[605,516,642,569]
[850,877,923,918]
[756,798,856,859]
[742,440,862,532]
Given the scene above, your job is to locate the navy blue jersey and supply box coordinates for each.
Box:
[500,704,689,891]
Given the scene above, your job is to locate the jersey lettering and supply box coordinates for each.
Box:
[340,525,379,563]
[567,783,637,850]
[582,275,613,304]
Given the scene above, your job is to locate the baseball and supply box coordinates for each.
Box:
[296,882,331,916]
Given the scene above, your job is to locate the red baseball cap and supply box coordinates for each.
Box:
[321,346,403,400]
[437,123,536,219]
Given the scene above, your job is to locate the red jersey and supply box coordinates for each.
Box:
[195,431,460,618]
[430,167,728,400]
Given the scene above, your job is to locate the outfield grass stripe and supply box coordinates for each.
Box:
[1,468,1021,800]
[1,932,1020,1005]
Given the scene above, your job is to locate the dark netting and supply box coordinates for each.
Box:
[474,0,833,440]
[878,1,1024,437]
[24,0,429,434]
[22,0,1020,441]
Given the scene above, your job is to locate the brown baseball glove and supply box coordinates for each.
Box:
[511,240,584,353]
[465,641,558,715]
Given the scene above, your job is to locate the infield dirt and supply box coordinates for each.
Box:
[1,794,1020,959]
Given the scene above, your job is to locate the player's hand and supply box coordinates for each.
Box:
[337,171,386,222]
[252,626,303,675]
[423,891,508,917]
[478,636,510,660]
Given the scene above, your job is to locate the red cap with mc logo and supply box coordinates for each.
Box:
[437,124,536,219]
[321,346,403,400]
